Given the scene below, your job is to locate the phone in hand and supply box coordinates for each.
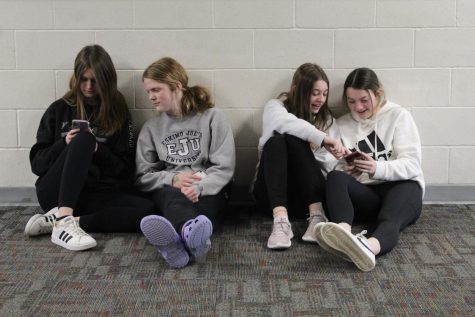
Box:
[71,119,90,132]
[344,151,364,164]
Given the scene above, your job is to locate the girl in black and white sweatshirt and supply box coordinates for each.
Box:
[315,68,425,272]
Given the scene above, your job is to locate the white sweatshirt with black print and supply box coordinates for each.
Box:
[135,108,235,197]
[258,99,340,175]
[336,100,425,194]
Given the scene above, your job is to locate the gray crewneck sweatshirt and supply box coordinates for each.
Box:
[135,108,235,196]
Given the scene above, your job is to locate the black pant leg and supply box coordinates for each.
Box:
[372,181,422,254]
[284,134,327,218]
[77,189,156,233]
[35,132,96,212]
[152,186,199,232]
[325,170,381,223]
[196,187,228,228]
[253,134,288,212]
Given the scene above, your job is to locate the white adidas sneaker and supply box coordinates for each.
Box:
[24,207,58,237]
[314,222,351,262]
[320,222,376,272]
[51,216,97,251]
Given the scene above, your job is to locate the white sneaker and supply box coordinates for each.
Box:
[24,207,58,237]
[320,222,376,272]
[302,213,328,243]
[267,217,294,249]
[314,222,351,262]
[51,216,97,251]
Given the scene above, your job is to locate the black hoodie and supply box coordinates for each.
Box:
[30,98,135,191]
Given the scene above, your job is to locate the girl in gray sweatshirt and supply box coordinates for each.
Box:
[136,57,235,268]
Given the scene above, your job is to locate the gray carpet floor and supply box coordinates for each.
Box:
[1,205,474,316]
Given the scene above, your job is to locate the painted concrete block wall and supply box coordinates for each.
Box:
[1,0,474,187]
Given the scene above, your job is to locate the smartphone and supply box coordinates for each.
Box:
[71,119,90,132]
[344,151,364,164]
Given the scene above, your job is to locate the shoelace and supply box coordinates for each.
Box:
[273,220,291,236]
[306,214,326,224]
[355,230,374,254]
[53,217,88,237]
[355,230,368,239]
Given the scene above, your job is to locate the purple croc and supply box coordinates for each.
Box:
[181,215,213,259]
[140,215,189,268]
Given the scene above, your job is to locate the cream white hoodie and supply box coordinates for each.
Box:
[258,99,340,175]
[336,101,425,195]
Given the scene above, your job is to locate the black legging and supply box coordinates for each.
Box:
[35,132,155,232]
[325,170,422,254]
[253,133,327,219]
[151,185,229,233]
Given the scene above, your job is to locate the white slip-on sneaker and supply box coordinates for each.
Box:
[320,222,376,272]
[267,217,294,249]
[24,207,58,237]
[302,213,328,243]
[51,216,97,251]
[314,222,351,262]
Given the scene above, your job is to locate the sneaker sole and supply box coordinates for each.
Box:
[141,215,189,268]
[24,214,44,237]
[302,234,318,243]
[182,215,213,258]
[314,223,351,262]
[51,235,97,251]
[321,223,375,272]
[267,241,291,249]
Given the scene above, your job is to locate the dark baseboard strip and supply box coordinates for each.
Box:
[0,185,474,206]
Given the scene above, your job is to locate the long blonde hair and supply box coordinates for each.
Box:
[142,57,213,115]
[63,45,129,134]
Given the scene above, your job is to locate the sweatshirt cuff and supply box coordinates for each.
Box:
[53,138,67,153]
[372,161,384,180]
[192,183,203,197]
[164,172,175,187]
[310,130,326,148]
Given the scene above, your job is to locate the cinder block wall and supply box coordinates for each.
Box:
[1,0,475,188]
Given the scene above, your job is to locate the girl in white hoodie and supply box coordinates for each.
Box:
[253,63,345,250]
[315,68,424,272]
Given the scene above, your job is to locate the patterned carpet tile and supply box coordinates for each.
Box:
[0,205,474,316]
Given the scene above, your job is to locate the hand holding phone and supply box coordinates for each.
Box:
[71,119,90,132]
[344,151,364,164]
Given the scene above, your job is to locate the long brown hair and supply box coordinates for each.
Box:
[63,44,129,134]
[142,57,213,115]
[278,63,333,132]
